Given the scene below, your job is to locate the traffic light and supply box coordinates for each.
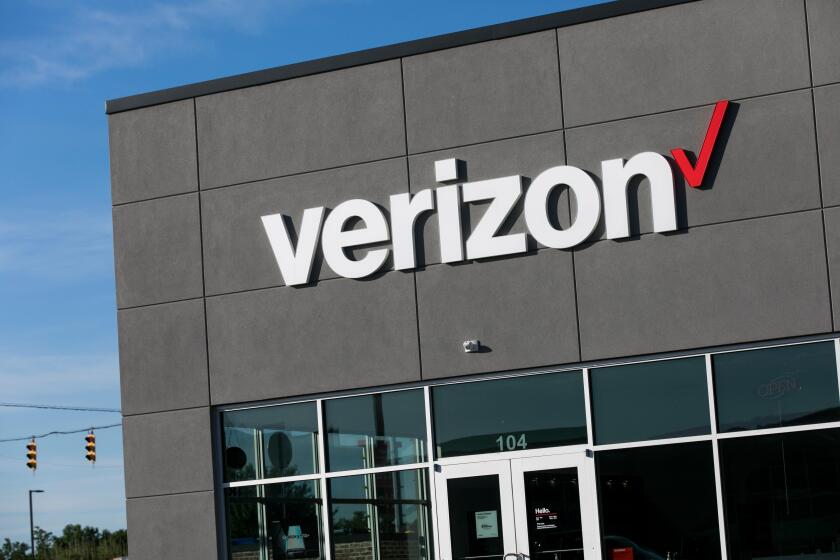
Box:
[85,430,96,464]
[26,438,37,471]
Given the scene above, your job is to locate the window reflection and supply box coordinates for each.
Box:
[324,390,427,472]
[223,402,320,482]
[596,442,722,560]
[719,428,840,559]
[713,342,840,433]
[590,357,710,444]
[329,469,433,560]
[432,371,587,458]
[225,480,324,560]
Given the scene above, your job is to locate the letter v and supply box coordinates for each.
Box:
[671,99,730,188]
[261,207,325,286]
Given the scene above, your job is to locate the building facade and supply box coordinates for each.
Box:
[106,0,840,558]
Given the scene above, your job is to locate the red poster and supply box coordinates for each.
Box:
[611,547,634,560]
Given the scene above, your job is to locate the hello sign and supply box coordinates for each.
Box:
[262,101,730,286]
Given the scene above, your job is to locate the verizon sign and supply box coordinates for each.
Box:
[262,101,730,286]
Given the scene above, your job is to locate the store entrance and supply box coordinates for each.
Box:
[435,453,601,560]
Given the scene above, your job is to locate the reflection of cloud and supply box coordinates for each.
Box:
[0,0,282,88]
[0,212,112,279]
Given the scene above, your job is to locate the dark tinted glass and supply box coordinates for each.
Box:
[223,402,319,482]
[713,342,840,433]
[447,475,505,560]
[591,357,710,444]
[225,480,324,560]
[523,468,584,560]
[596,442,722,560]
[324,389,427,472]
[432,371,586,458]
[719,428,840,560]
[329,469,432,560]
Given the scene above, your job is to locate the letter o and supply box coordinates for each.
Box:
[524,166,601,249]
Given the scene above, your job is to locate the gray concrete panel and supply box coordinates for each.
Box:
[565,90,820,238]
[824,206,840,329]
[202,158,407,295]
[557,0,811,127]
[416,249,579,379]
[112,193,204,308]
[575,211,832,361]
[108,99,198,205]
[118,299,208,415]
[815,84,840,207]
[123,407,213,498]
[196,60,405,189]
[807,0,840,86]
[206,273,420,404]
[127,491,218,560]
[408,131,569,266]
[403,30,562,153]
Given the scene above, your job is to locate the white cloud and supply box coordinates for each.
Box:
[0,0,280,88]
[0,211,113,279]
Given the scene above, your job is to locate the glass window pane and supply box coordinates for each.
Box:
[432,371,587,458]
[719,428,840,560]
[591,357,710,444]
[596,442,722,560]
[225,479,324,560]
[447,475,505,560]
[324,389,427,472]
[223,402,319,482]
[713,342,840,433]
[523,468,584,560]
[329,469,433,560]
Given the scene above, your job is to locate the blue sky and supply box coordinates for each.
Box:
[0,0,603,544]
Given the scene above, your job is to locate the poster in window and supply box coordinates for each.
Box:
[474,510,499,539]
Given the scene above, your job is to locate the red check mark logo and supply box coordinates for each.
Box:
[671,99,730,188]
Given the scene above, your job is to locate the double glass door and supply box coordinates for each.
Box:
[435,453,600,560]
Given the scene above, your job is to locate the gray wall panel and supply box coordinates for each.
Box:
[558,0,811,127]
[403,30,562,153]
[118,299,208,415]
[416,249,579,379]
[575,211,832,361]
[815,84,840,207]
[565,90,820,238]
[825,206,840,329]
[202,158,407,295]
[196,60,405,189]
[206,273,420,404]
[112,193,204,309]
[123,407,213,498]
[407,131,569,267]
[806,0,840,86]
[127,491,218,560]
[108,99,198,205]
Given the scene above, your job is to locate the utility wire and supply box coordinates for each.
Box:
[0,402,121,413]
[0,422,122,443]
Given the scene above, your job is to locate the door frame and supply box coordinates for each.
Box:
[434,450,600,560]
[511,453,602,560]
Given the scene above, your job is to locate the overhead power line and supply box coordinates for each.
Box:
[0,422,122,443]
[0,402,121,413]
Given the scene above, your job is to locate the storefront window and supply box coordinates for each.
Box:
[590,357,710,444]
[324,389,427,472]
[713,342,840,433]
[719,428,840,559]
[223,402,320,482]
[432,371,587,458]
[596,442,722,560]
[225,480,324,560]
[329,469,433,560]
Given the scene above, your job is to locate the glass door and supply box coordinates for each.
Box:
[435,453,599,560]
[511,454,600,560]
